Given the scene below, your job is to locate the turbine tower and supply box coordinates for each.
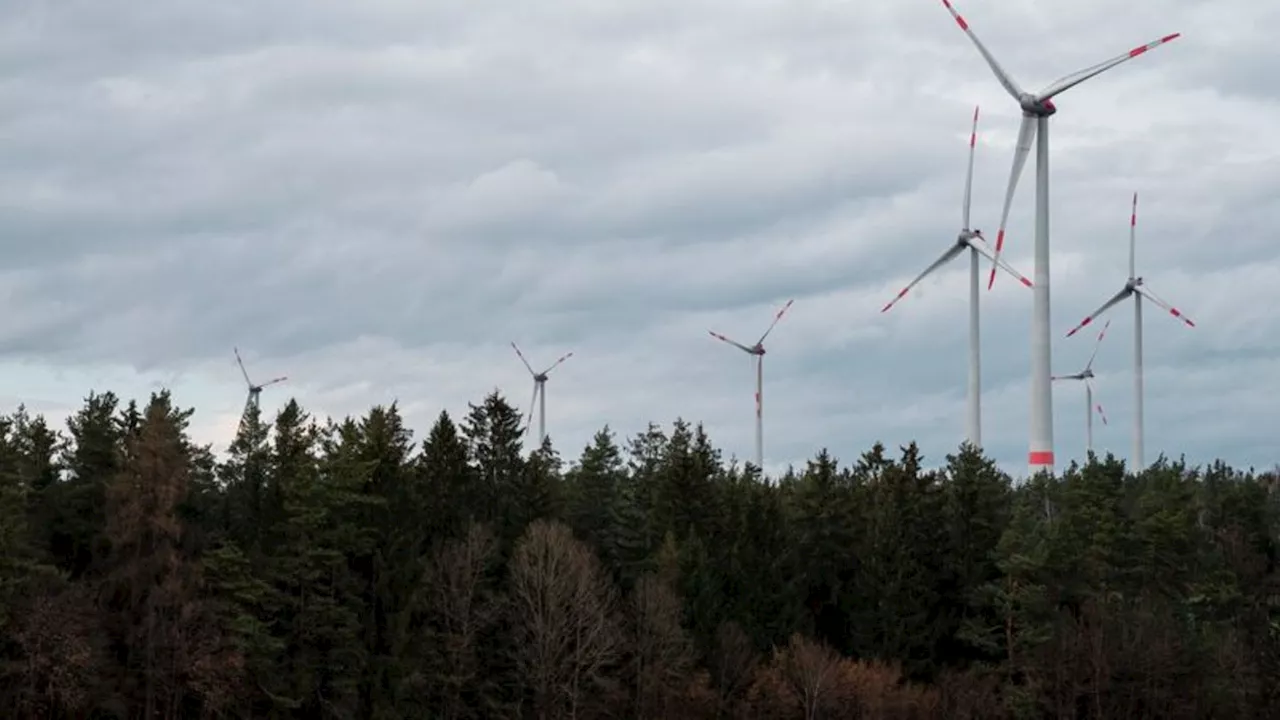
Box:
[880,106,1033,449]
[234,347,286,430]
[940,0,1180,475]
[1052,319,1111,456]
[511,342,573,446]
[1063,193,1195,471]
[708,298,793,470]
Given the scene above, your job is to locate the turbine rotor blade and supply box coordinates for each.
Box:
[260,376,288,388]
[1066,288,1132,337]
[756,298,794,345]
[234,347,253,387]
[511,342,536,376]
[1035,33,1182,102]
[1084,319,1111,371]
[987,115,1037,290]
[709,331,754,354]
[939,0,1026,100]
[523,382,538,436]
[1136,285,1195,328]
[971,233,1033,287]
[1129,192,1138,278]
[1086,379,1109,425]
[881,244,966,313]
[541,351,574,376]
[962,105,979,230]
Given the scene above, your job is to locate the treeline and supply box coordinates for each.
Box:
[0,389,1277,719]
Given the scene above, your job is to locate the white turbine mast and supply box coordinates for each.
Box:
[234,347,287,431]
[1063,193,1195,472]
[880,106,1032,449]
[511,342,573,446]
[708,299,793,471]
[940,0,1180,476]
[1052,319,1111,457]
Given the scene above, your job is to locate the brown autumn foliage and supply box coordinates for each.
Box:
[96,399,243,718]
[10,582,102,716]
[742,634,941,720]
[935,668,1007,720]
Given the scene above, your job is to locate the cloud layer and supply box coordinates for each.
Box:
[2,0,1277,475]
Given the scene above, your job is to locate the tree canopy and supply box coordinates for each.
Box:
[0,388,1276,718]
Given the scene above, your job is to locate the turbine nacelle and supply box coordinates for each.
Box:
[1020,96,1057,117]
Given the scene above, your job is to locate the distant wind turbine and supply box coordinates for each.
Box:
[1064,193,1195,471]
[1052,319,1111,456]
[709,299,793,470]
[234,347,286,431]
[511,342,573,446]
[879,106,1032,449]
[940,0,1180,475]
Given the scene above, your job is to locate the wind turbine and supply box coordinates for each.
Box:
[709,299,793,470]
[880,106,1033,449]
[1052,319,1111,456]
[1063,193,1195,471]
[511,342,573,446]
[234,347,286,430]
[939,0,1180,475]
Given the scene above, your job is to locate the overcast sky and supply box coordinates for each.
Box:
[1,0,1276,477]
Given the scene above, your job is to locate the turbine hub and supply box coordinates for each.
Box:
[534,373,548,382]
[1127,277,1142,291]
[754,345,766,355]
[1081,369,1094,378]
[1020,95,1056,117]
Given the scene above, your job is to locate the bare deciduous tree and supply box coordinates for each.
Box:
[780,634,841,720]
[425,523,498,720]
[630,571,693,718]
[711,621,758,718]
[509,519,622,720]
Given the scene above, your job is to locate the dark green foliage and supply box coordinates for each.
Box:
[0,388,1275,719]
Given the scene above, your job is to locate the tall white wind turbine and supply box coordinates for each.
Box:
[234,347,287,431]
[1052,319,1111,457]
[708,299,793,470]
[1063,193,1195,471]
[939,0,1180,475]
[511,342,573,446]
[880,106,1033,449]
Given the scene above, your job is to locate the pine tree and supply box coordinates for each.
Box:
[939,444,1012,666]
[461,391,527,547]
[217,402,272,556]
[566,427,626,550]
[417,410,474,543]
[97,392,241,716]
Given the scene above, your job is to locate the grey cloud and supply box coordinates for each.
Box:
[0,0,1276,473]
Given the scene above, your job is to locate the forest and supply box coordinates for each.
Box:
[0,388,1277,719]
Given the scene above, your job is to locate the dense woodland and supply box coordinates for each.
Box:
[0,388,1277,719]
